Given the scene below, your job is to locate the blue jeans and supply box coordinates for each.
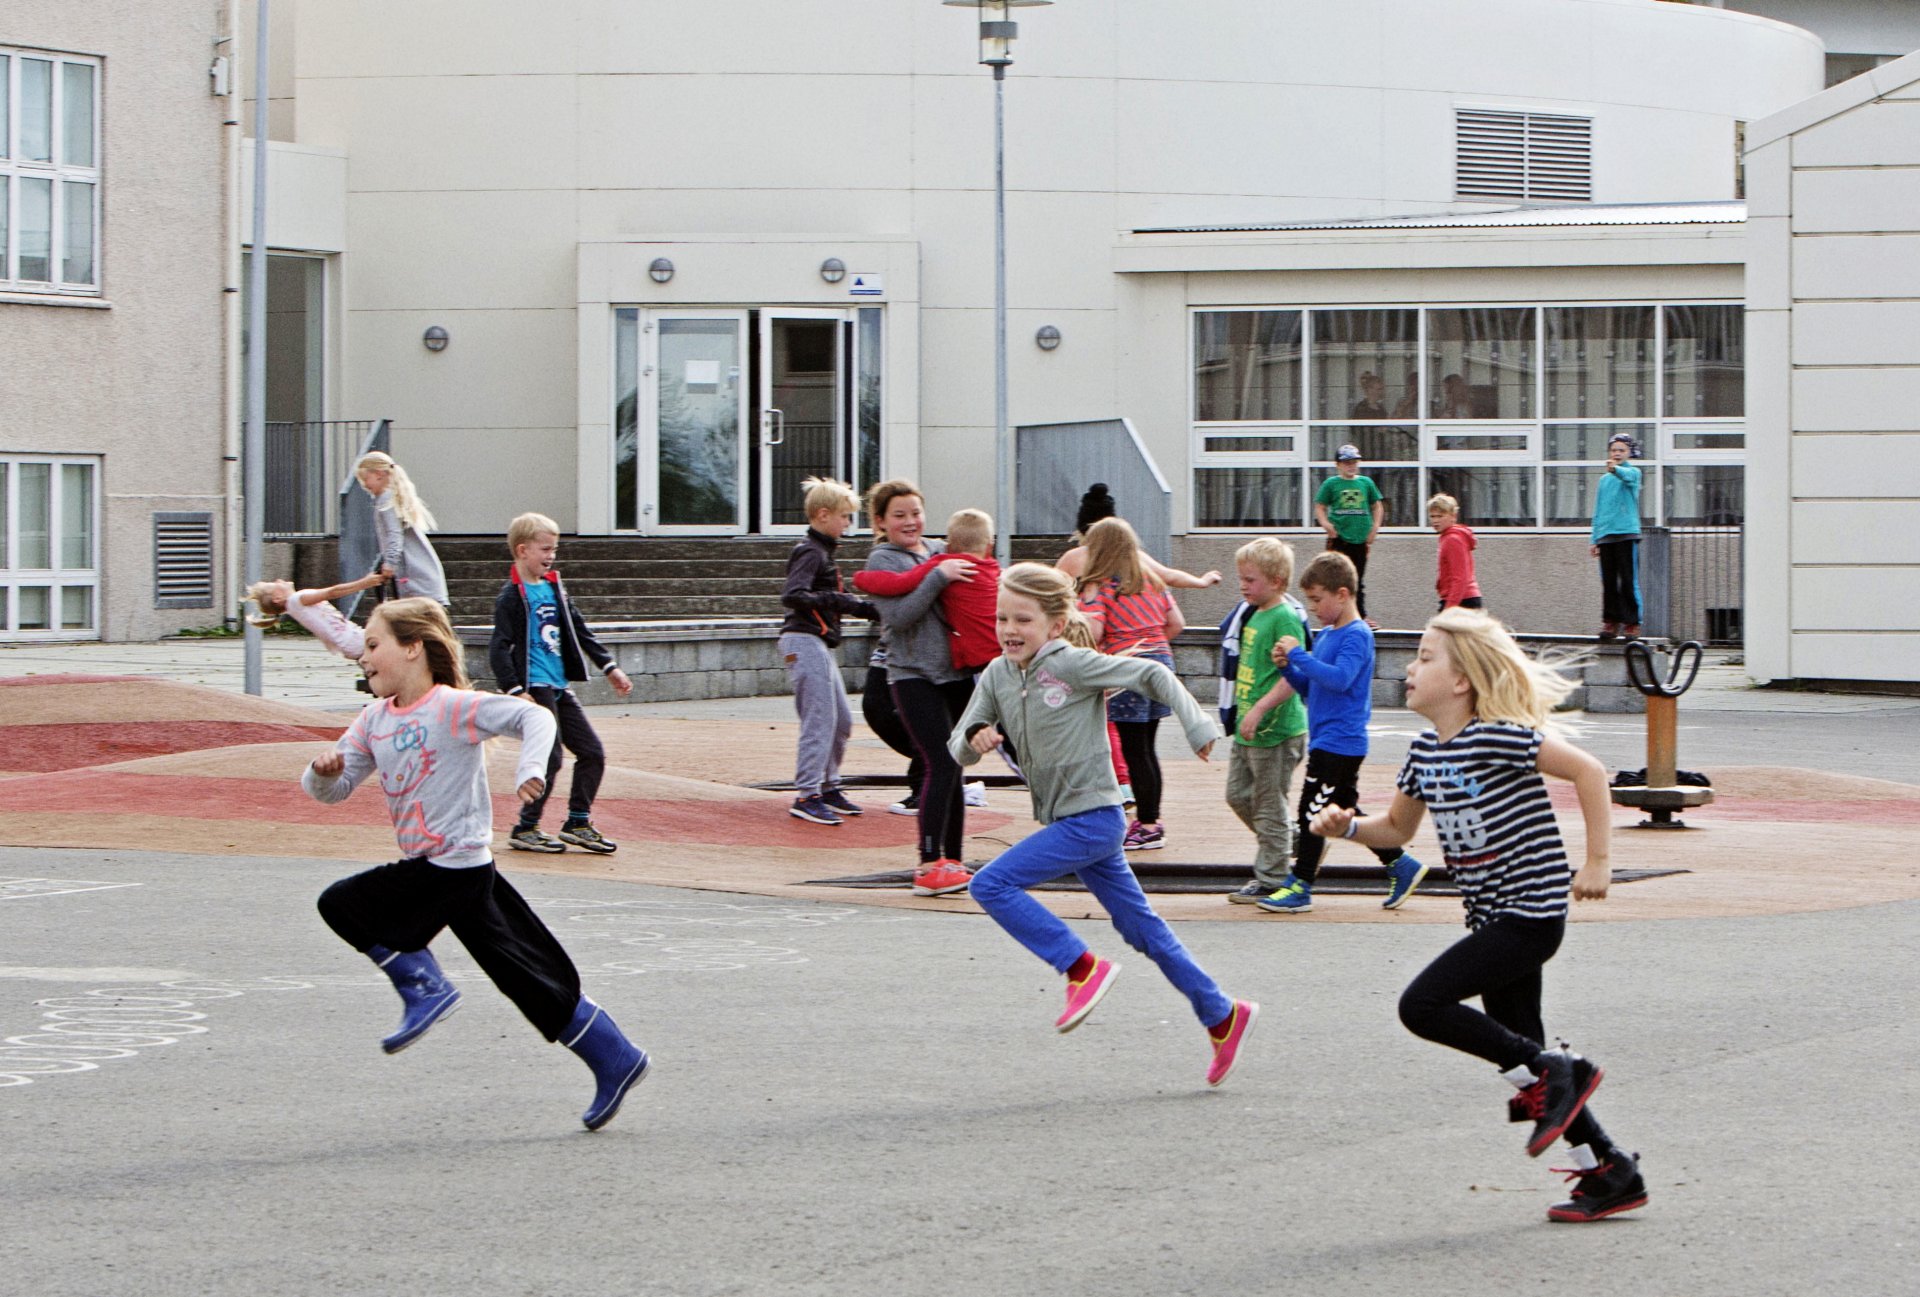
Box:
[969,805,1231,1026]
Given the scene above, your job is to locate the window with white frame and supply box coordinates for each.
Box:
[1,455,100,636]
[1,47,102,294]
[1190,304,1744,532]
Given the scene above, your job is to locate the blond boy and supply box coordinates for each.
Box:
[1225,539,1311,902]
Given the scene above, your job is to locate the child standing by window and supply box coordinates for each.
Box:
[1075,517,1185,852]
[952,564,1257,1088]
[1310,607,1647,1223]
[305,598,650,1132]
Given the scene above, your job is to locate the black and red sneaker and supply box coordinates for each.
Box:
[1507,1076,1546,1124]
[1547,1149,1648,1222]
[1527,1047,1604,1157]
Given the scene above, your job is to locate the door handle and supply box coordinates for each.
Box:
[764,407,786,445]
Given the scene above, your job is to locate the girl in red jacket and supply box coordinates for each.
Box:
[1429,494,1484,612]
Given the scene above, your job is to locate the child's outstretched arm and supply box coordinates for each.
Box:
[1143,553,1221,589]
[1537,734,1612,900]
[302,720,376,805]
[1311,790,1425,849]
[1064,651,1221,761]
[300,572,387,606]
[1275,630,1367,690]
[467,693,559,802]
[851,555,943,597]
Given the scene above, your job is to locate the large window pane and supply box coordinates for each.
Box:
[18,176,52,281]
[1194,467,1302,528]
[1426,307,1535,419]
[613,309,639,530]
[18,463,50,568]
[1544,466,1656,528]
[1665,465,1744,526]
[1664,305,1744,416]
[1,177,9,277]
[261,254,323,421]
[1,60,10,159]
[0,463,8,566]
[1545,422,1654,462]
[1194,311,1302,422]
[61,181,94,284]
[1545,306,1654,418]
[1308,464,1421,529]
[1310,425,1417,462]
[1311,310,1418,421]
[61,63,95,167]
[856,306,884,500]
[20,58,52,161]
[60,463,92,568]
[60,585,92,630]
[1428,466,1537,528]
[656,318,741,527]
[17,586,51,630]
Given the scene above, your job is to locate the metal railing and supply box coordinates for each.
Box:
[263,419,388,539]
[1642,524,1743,646]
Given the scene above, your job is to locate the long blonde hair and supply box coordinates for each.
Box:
[1001,563,1099,650]
[1077,517,1160,597]
[369,597,469,690]
[244,579,289,625]
[1426,607,1579,731]
[357,451,438,533]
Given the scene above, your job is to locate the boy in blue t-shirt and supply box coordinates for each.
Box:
[487,512,633,854]
[1256,550,1427,914]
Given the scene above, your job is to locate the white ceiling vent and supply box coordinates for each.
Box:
[1455,108,1592,203]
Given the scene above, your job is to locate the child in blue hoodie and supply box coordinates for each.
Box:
[1255,550,1427,914]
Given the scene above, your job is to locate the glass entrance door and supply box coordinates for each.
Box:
[649,312,748,534]
[758,310,845,533]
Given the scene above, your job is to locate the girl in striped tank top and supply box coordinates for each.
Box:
[1308,608,1649,1224]
[1076,518,1186,852]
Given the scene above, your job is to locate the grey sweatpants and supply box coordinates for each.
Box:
[780,631,850,798]
[1226,734,1307,888]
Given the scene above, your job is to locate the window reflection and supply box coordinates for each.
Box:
[1310,310,1417,421]
[1194,311,1302,422]
[1546,306,1654,419]
[1426,308,1534,419]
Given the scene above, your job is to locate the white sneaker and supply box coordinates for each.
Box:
[888,792,919,816]
[963,781,988,808]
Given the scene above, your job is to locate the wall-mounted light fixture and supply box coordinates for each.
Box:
[649,257,675,284]
[819,257,847,284]
[1034,324,1061,351]
[422,325,450,353]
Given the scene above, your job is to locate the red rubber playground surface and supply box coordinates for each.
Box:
[3,674,1918,922]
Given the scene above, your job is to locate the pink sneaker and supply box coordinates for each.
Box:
[1055,958,1118,1033]
[910,859,973,897]
[1206,999,1259,1087]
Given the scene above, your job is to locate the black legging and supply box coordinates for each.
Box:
[1329,537,1372,619]
[862,665,922,792]
[890,677,971,863]
[1115,719,1163,825]
[1597,539,1640,626]
[1293,749,1404,883]
[1399,915,1610,1150]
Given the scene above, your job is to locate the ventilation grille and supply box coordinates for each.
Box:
[1456,109,1592,203]
[153,512,215,608]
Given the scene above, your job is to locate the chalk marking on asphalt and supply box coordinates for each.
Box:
[0,966,196,982]
[0,877,142,901]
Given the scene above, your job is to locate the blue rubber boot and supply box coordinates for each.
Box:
[562,996,650,1132]
[367,944,461,1055]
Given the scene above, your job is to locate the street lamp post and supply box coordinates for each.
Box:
[944,0,1050,567]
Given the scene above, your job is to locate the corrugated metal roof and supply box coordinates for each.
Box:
[1134,201,1746,235]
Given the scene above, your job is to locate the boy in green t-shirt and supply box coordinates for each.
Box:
[1226,538,1312,904]
[1314,443,1385,622]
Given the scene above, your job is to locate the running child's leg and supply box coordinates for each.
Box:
[969,813,1111,971]
[517,686,566,830]
[317,857,466,1052]
[443,865,583,1041]
[1116,719,1162,823]
[1293,749,1359,884]
[1483,974,1616,1154]
[1076,831,1233,1027]
[862,664,923,790]
[891,678,964,864]
[553,691,606,822]
[937,679,976,859]
[1397,918,1563,1067]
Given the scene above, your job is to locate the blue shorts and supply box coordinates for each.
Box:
[1106,650,1174,724]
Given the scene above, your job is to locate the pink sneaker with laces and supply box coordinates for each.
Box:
[1055,958,1118,1033]
[1206,999,1259,1087]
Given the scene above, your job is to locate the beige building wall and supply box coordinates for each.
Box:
[1745,49,1920,683]
[0,1,234,640]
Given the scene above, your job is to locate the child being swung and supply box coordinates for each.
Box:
[246,572,389,659]
[1310,608,1647,1223]
[304,598,650,1132]
[951,564,1257,1087]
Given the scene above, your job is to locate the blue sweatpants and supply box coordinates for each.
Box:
[969,804,1232,1026]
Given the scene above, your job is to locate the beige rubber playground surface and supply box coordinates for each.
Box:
[3,673,1918,925]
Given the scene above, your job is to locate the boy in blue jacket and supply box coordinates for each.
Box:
[1256,550,1427,914]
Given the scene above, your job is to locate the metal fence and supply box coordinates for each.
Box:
[1643,525,1743,646]
[264,419,387,539]
[1014,417,1173,563]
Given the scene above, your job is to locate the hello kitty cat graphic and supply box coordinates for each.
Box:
[365,713,437,801]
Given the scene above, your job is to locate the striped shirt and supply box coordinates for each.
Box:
[1394,720,1571,929]
[1082,579,1175,655]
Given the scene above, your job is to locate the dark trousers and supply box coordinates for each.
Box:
[862,665,923,793]
[1115,719,1164,824]
[518,686,605,827]
[1597,540,1640,627]
[1398,914,1609,1149]
[1329,537,1372,619]
[1293,748,1403,883]
[318,858,583,1041]
[890,676,971,863]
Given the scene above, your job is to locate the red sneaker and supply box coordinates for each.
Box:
[1206,999,1259,1087]
[1056,958,1118,1033]
[910,859,973,897]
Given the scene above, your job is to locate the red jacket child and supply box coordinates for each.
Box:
[853,549,1001,671]
[1434,516,1483,610]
